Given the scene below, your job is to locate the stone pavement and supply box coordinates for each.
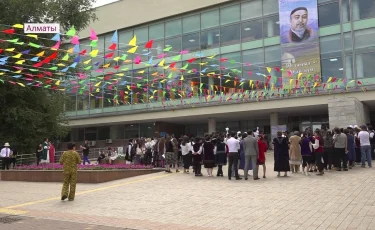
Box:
[1,152,375,230]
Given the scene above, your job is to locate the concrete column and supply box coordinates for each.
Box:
[208,118,216,134]
[328,97,370,128]
[270,112,278,127]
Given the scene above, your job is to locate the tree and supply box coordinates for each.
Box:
[0,0,97,154]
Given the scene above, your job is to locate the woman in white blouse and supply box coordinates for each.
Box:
[180,136,193,173]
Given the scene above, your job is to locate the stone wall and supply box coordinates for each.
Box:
[328,97,370,128]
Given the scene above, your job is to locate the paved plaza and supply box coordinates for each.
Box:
[1,152,375,230]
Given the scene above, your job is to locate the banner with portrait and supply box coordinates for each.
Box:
[278,0,321,84]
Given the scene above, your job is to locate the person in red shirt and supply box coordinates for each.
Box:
[257,135,268,178]
[312,130,325,176]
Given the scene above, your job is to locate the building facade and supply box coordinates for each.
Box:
[63,0,375,145]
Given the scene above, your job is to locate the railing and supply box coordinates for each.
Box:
[15,147,122,166]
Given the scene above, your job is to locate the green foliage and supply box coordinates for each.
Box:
[0,0,97,153]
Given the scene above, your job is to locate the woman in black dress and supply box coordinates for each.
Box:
[192,137,203,177]
[273,131,290,177]
[203,135,215,177]
[215,136,227,177]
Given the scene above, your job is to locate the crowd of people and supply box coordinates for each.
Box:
[122,123,375,179]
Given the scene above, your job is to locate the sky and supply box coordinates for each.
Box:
[93,0,119,8]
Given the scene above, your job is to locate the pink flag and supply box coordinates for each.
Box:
[71,36,80,45]
[90,29,98,40]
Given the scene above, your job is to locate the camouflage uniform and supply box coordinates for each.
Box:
[59,150,81,200]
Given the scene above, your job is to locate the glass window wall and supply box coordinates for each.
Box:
[352,0,375,20]
[220,24,240,47]
[201,28,220,50]
[220,4,240,25]
[241,19,263,42]
[263,15,280,38]
[165,19,182,37]
[149,23,164,40]
[183,15,200,34]
[318,2,340,27]
[241,1,262,21]
[201,10,219,29]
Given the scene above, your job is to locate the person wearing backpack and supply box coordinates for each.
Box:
[144,138,153,166]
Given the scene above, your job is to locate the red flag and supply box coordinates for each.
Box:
[33,62,43,67]
[145,40,153,49]
[108,43,117,51]
[3,28,14,34]
[358,81,362,85]
[79,49,87,56]
[48,52,58,59]
[187,58,196,63]
[104,52,114,58]
[169,62,176,68]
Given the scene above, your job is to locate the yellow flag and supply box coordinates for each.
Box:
[113,56,120,61]
[116,73,124,76]
[67,48,74,53]
[289,79,293,85]
[158,59,165,67]
[5,48,15,52]
[266,67,271,73]
[297,73,303,79]
[83,59,91,65]
[14,70,22,74]
[129,35,137,46]
[151,72,158,76]
[15,60,25,65]
[313,82,318,88]
[90,49,98,57]
[36,51,45,57]
[57,63,65,66]
[12,53,22,58]
[95,81,101,87]
[207,55,216,59]
[13,24,23,28]
[180,75,184,80]
[26,34,38,39]
[96,88,100,92]
[55,80,60,85]
[17,83,25,87]
[138,70,145,74]
[327,77,332,83]
[127,46,138,54]
[0,72,4,75]
[249,80,253,86]
[103,63,110,68]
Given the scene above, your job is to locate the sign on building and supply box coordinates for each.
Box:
[24,23,60,34]
[278,0,321,84]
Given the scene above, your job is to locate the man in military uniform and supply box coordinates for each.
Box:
[59,142,81,201]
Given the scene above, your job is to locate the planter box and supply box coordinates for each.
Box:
[0,169,164,183]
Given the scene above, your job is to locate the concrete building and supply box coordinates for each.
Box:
[63,0,375,146]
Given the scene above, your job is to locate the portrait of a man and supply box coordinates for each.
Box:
[288,7,312,43]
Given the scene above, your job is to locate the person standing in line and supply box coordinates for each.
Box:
[180,136,192,174]
[301,132,312,175]
[59,142,81,201]
[80,140,90,165]
[192,137,203,177]
[344,129,356,169]
[333,127,348,171]
[202,135,216,177]
[273,131,290,177]
[243,130,259,180]
[368,125,375,159]
[227,132,242,180]
[358,125,372,168]
[323,131,334,171]
[49,141,55,163]
[289,131,302,173]
[215,136,227,177]
[0,143,11,170]
[257,134,268,178]
[312,130,324,176]
[164,135,176,173]
[171,134,180,172]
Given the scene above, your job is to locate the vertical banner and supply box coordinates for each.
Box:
[279,0,321,86]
